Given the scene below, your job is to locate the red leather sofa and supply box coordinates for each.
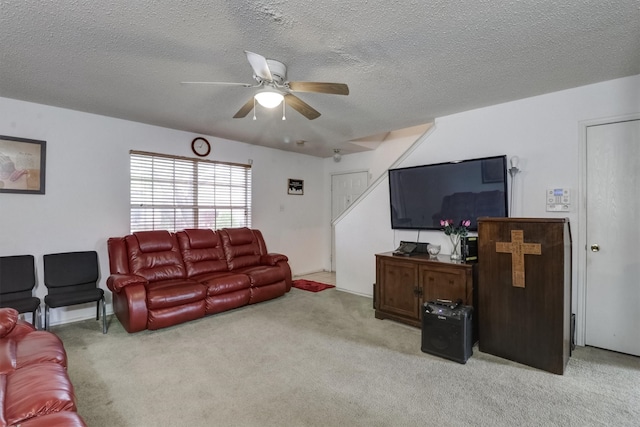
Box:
[107,227,292,333]
[0,308,86,427]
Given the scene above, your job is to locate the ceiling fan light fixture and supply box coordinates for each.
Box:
[333,149,342,162]
[254,90,284,108]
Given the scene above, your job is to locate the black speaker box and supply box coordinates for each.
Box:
[462,236,478,263]
[421,301,473,364]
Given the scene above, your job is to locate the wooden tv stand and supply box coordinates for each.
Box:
[374,252,476,329]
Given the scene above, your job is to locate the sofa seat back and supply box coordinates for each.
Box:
[0,310,67,375]
[177,229,229,277]
[219,227,262,270]
[0,331,67,374]
[126,230,186,281]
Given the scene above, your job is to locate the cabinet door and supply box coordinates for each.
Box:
[378,259,420,319]
[420,266,470,305]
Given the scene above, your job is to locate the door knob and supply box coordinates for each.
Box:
[590,244,600,252]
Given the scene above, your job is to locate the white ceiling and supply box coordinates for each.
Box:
[1,1,638,158]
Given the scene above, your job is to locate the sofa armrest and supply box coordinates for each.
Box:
[0,307,20,338]
[260,253,288,266]
[107,274,148,293]
[18,411,87,427]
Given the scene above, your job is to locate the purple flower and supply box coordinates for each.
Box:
[463,220,471,227]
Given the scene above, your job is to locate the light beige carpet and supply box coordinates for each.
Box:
[54,288,640,426]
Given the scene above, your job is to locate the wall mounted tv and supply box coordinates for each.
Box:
[389,155,508,231]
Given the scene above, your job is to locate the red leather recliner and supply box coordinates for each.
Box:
[0,307,87,427]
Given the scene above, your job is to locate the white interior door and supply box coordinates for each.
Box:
[585,119,640,356]
[331,171,368,271]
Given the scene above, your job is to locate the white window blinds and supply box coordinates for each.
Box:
[130,151,251,233]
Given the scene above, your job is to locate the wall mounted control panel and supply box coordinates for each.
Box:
[546,188,571,212]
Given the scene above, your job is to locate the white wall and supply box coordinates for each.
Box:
[324,124,432,185]
[318,124,431,272]
[0,97,325,326]
[335,74,640,323]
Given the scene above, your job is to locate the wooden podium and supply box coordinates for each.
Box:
[477,218,571,374]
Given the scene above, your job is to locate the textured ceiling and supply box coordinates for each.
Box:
[1,1,639,158]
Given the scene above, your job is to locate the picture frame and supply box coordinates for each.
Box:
[481,158,504,183]
[287,178,304,195]
[0,135,46,194]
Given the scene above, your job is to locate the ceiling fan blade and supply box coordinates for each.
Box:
[287,81,349,95]
[181,81,253,87]
[233,97,255,118]
[245,51,273,81]
[284,94,321,120]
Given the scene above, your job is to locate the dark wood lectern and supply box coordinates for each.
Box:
[478,218,571,374]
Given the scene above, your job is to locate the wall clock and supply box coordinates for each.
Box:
[191,137,211,157]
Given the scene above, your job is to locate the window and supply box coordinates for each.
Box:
[130,151,251,233]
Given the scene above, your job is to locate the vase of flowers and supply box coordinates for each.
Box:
[440,219,470,261]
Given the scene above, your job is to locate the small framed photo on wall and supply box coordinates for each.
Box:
[0,135,46,194]
[287,178,304,195]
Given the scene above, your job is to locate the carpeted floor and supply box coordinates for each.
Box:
[53,287,640,427]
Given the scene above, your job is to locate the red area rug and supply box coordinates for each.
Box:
[292,279,335,292]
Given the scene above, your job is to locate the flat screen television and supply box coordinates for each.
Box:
[388,155,508,231]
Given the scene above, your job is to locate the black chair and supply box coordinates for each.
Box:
[43,251,107,333]
[0,255,41,329]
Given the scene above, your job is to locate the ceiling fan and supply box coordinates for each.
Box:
[181,51,349,120]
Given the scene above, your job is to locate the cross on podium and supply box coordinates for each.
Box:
[496,230,542,288]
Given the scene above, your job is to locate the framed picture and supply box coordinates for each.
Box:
[0,135,46,194]
[481,158,505,183]
[287,178,304,195]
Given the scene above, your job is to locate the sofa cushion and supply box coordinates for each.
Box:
[147,301,206,330]
[0,308,18,338]
[192,272,251,296]
[205,289,251,314]
[4,363,77,426]
[1,325,67,376]
[249,281,286,304]
[14,331,67,369]
[145,279,206,310]
[238,265,286,287]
